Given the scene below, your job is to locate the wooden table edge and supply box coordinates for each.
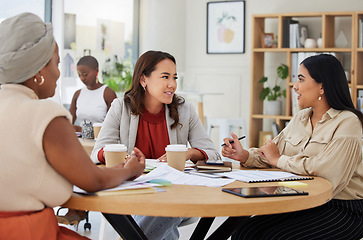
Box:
[62,177,333,217]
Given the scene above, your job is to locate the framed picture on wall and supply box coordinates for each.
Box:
[207,0,245,54]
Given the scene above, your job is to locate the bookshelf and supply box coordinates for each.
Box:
[249,12,363,148]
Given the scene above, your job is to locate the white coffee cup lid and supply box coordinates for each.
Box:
[165,144,187,152]
[104,144,127,152]
[93,122,102,127]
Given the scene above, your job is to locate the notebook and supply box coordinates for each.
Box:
[196,161,232,173]
[220,170,313,183]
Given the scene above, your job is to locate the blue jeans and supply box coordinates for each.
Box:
[132,215,189,240]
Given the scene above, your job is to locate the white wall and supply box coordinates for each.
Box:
[140,0,363,147]
[139,0,186,72]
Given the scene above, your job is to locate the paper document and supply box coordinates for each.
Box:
[219,170,313,183]
[73,181,159,195]
[146,159,195,168]
[188,169,222,178]
[73,161,235,195]
[135,164,234,187]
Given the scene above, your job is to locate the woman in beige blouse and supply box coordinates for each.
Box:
[223,54,363,239]
[0,13,145,239]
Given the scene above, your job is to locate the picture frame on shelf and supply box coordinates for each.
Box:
[261,33,274,48]
[259,131,274,147]
[206,0,245,54]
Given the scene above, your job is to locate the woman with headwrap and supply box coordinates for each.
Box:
[0,13,145,239]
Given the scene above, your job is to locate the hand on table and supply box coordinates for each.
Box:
[123,147,146,179]
[158,153,167,162]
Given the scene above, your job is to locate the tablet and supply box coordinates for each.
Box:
[222,186,308,198]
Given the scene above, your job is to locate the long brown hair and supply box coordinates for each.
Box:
[124,50,185,129]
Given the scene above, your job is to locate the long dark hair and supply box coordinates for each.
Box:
[124,50,184,129]
[301,54,363,126]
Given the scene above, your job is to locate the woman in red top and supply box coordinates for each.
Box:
[91,50,220,239]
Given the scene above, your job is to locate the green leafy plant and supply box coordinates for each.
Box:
[102,56,132,93]
[259,63,288,101]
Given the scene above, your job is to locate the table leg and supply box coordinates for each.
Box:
[206,216,248,240]
[102,213,148,240]
[189,217,215,240]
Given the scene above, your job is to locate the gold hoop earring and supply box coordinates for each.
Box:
[34,76,45,86]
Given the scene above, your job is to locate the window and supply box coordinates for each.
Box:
[0,0,138,105]
[0,0,46,22]
[60,0,139,105]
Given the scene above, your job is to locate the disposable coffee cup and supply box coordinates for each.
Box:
[104,144,127,167]
[165,144,188,171]
[93,123,102,140]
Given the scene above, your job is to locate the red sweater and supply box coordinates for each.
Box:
[135,107,170,159]
[98,107,207,162]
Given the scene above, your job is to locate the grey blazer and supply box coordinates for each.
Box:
[91,98,221,163]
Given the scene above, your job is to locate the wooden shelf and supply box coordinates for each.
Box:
[249,11,361,148]
[252,114,293,120]
[253,48,352,52]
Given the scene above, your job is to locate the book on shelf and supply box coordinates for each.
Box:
[289,23,298,48]
[283,17,299,48]
[196,160,232,173]
[292,52,339,83]
[291,52,317,82]
[288,22,307,48]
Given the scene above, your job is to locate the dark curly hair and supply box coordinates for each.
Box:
[124,50,185,129]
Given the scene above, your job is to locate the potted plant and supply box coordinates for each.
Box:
[102,55,132,96]
[259,63,288,115]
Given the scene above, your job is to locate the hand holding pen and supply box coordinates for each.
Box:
[221,135,246,146]
[221,133,249,163]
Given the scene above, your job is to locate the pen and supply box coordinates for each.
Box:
[221,136,246,146]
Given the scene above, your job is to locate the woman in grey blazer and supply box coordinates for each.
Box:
[91,50,220,240]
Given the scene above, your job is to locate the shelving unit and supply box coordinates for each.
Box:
[249,11,363,148]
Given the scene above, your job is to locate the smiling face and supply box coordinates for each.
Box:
[141,59,177,111]
[293,64,323,109]
[77,64,98,88]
